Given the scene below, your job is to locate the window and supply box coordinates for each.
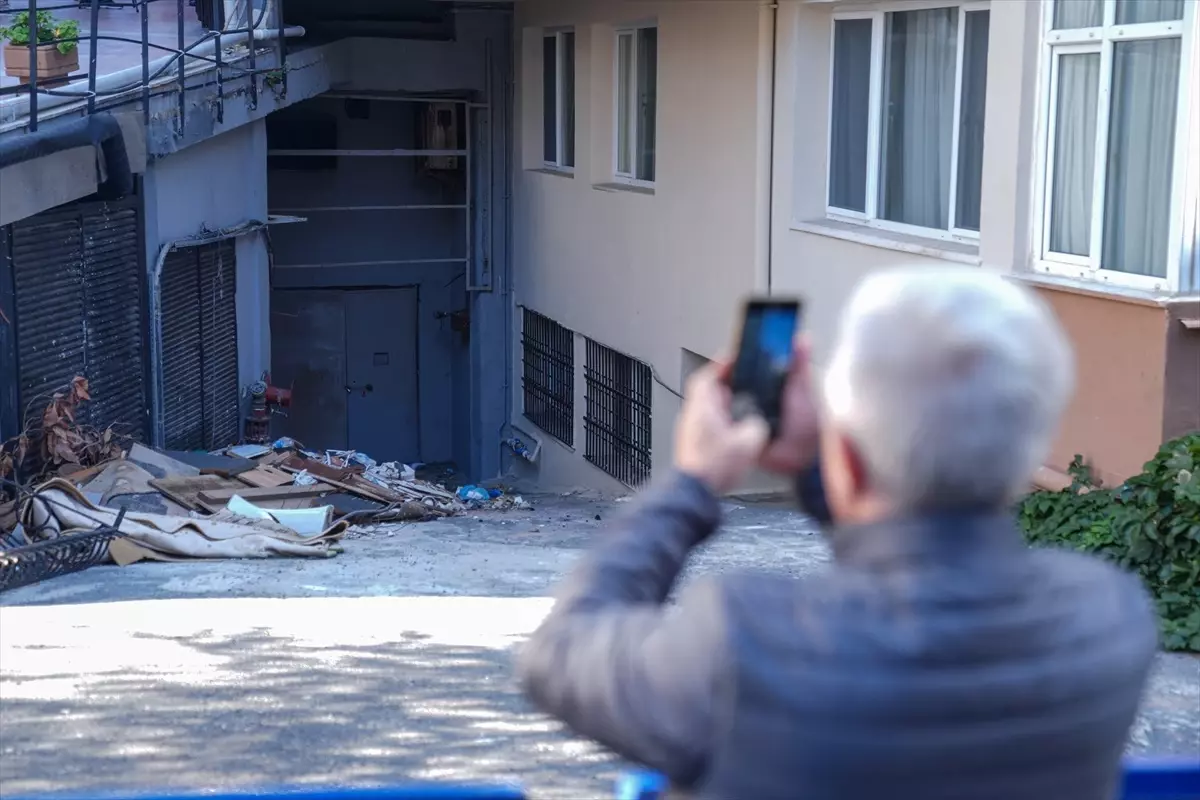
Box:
[522,309,574,446]
[584,339,652,486]
[827,5,991,239]
[1037,0,1192,290]
[543,30,576,169]
[614,25,658,184]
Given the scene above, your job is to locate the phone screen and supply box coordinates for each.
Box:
[729,299,802,434]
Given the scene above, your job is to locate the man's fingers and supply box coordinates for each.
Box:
[686,359,729,399]
[730,415,770,456]
[712,351,734,384]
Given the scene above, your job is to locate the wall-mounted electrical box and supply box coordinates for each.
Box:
[421,102,460,171]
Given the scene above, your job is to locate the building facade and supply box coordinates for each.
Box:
[512,0,1200,492]
[1,1,514,482]
[1,0,1195,493]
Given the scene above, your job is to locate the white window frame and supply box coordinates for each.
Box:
[543,28,575,172]
[825,1,991,244]
[613,22,658,188]
[1032,0,1196,292]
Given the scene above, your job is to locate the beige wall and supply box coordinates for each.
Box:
[512,0,773,488]
[513,0,1195,491]
[769,0,1042,361]
[769,0,1183,484]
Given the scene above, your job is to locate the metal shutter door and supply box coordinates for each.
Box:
[160,248,205,450]
[199,240,239,448]
[159,241,239,451]
[79,202,146,438]
[10,209,85,433]
[9,198,148,440]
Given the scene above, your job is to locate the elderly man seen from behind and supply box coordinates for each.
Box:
[516,267,1158,800]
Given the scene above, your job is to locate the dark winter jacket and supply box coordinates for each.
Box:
[516,469,1158,800]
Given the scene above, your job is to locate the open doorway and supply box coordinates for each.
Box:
[265,94,472,469]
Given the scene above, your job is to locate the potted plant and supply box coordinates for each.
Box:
[0,11,80,86]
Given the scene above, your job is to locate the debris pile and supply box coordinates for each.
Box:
[0,377,532,564]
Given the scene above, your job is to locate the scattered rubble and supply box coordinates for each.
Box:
[0,377,537,586]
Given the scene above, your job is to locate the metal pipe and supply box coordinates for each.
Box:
[276,258,468,269]
[464,102,475,290]
[275,0,286,95]
[214,12,224,124]
[140,0,149,125]
[268,205,468,212]
[26,0,36,131]
[86,0,101,114]
[322,92,473,105]
[266,148,468,157]
[467,38,493,293]
[175,0,185,134]
[246,0,257,108]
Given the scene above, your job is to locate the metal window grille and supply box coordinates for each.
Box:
[521,309,574,446]
[585,339,651,486]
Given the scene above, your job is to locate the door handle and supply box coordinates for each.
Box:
[345,384,374,397]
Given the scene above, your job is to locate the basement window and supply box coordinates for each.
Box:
[585,339,652,486]
[522,309,575,447]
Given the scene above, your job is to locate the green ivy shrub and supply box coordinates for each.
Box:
[1017,433,1200,652]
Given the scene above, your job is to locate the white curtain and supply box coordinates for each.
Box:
[829,19,873,212]
[1054,0,1103,29]
[1049,52,1100,256]
[879,8,957,230]
[1102,37,1180,278]
[954,10,990,232]
[1115,0,1185,25]
[617,34,634,175]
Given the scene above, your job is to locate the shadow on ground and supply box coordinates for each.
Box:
[0,627,617,799]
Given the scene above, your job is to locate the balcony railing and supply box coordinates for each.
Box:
[0,0,288,133]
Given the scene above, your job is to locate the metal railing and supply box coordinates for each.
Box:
[0,0,288,133]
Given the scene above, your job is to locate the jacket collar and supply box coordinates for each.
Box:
[828,512,1023,572]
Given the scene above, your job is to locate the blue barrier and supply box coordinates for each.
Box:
[6,787,528,800]
[615,759,1200,799]
[1123,759,1200,798]
[614,771,667,800]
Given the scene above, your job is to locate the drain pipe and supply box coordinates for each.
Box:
[0,26,306,125]
[764,2,779,294]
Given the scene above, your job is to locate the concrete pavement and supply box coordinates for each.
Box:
[1,494,1196,798]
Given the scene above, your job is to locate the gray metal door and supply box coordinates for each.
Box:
[269,289,349,451]
[345,288,420,464]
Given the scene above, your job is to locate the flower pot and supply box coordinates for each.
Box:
[3,43,79,87]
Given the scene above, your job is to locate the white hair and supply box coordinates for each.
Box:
[822,267,1074,512]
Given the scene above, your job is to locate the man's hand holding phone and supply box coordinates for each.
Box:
[674,295,820,494]
[759,336,820,476]
[673,361,770,495]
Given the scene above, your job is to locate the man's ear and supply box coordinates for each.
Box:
[838,433,871,500]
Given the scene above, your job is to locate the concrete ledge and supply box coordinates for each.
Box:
[791,218,983,265]
[1031,465,1073,492]
[0,146,98,226]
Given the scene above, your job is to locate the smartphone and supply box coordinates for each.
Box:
[728,297,803,437]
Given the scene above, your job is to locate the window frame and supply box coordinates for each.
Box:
[543,28,576,172]
[824,0,992,244]
[612,21,658,188]
[1032,0,1195,292]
